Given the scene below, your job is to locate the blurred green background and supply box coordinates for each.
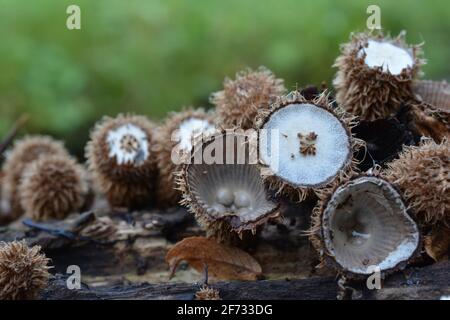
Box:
[0,0,449,157]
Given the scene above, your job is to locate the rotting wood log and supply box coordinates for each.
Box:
[40,261,450,300]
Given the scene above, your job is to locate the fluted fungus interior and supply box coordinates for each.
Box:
[359,40,413,75]
[106,124,149,165]
[259,103,351,187]
[183,133,278,229]
[322,177,419,275]
[175,118,216,151]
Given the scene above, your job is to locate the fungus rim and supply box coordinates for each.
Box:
[320,176,421,277]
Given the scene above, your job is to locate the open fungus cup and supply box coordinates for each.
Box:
[85,114,157,209]
[256,91,364,202]
[333,31,424,121]
[309,176,421,279]
[177,130,280,242]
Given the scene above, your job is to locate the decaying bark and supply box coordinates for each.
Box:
[40,261,450,300]
[1,203,448,300]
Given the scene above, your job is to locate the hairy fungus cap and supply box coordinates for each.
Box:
[85,114,157,208]
[257,91,363,201]
[1,135,69,222]
[333,31,424,121]
[211,66,286,129]
[0,240,51,300]
[177,131,280,242]
[384,139,450,227]
[19,154,90,221]
[152,108,216,207]
[312,176,419,277]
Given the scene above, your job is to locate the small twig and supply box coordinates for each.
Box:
[0,114,29,157]
[203,263,209,286]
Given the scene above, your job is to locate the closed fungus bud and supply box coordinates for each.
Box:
[0,135,69,222]
[384,139,450,227]
[333,31,424,121]
[18,154,90,221]
[0,240,51,300]
[256,91,364,202]
[309,176,420,278]
[152,108,216,207]
[177,131,280,244]
[86,114,157,209]
[211,66,286,129]
[408,80,450,142]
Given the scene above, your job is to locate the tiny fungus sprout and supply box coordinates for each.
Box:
[211,66,286,129]
[85,114,157,209]
[309,176,420,278]
[0,240,51,300]
[152,108,216,207]
[333,31,424,121]
[257,91,364,201]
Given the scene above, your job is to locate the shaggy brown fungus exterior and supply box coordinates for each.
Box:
[0,135,69,222]
[256,91,364,202]
[384,139,449,227]
[177,131,280,244]
[211,66,286,129]
[408,80,450,142]
[86,114,157,209]
[333,31,424,121]
[152,108,217,207]
[309,176,420,278]
[0,240,51,300]
[19,154,90,221]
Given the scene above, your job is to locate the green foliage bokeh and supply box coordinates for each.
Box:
[0,0,449,156]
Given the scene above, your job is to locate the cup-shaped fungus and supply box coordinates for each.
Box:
[211,66,286,129]
[408,80,450,142]
[309,176,420,278]
[177,131,280,243]
[18,154,90,221]
[0,135,69,223]
[257,91,363,202]
[414,80,450,110]
[0,240,51,300]
[333,31,424,121]
[384,139,449,228]
[152,108,217,207]
[85,114,157,209]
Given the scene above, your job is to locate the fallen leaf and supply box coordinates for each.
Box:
[166,236,262,281]
[424,224,450,262]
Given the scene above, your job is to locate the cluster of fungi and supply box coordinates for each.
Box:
[0,30,448,299]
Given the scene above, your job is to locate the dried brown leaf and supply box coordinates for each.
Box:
[424,225,450,262]
[166,236,262,281]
